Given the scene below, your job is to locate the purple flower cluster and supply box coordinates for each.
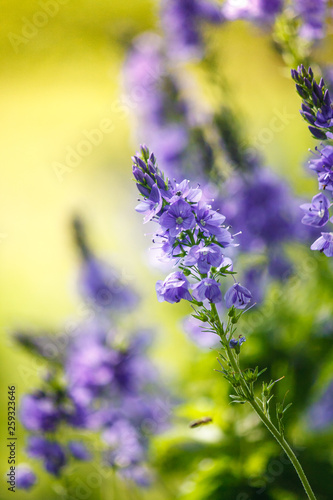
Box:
[133,145,252,316]
[292,66,333,255]
[17,223,169,489]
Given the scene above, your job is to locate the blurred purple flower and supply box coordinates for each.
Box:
[159,199,196,236]
[18,217,170,488]
[222,0,283,24]
[229,336,246,349]
[165,179,202,204]
[68,441,91,461]
[300,193,330,227]
[161,0,224,60]
[221,169,298,251]
[20,392,61,433]
[79,256,137,311]
[16,465,36,490]
[123,34,189,177]
[309,145,333,192]
[123,33,166,125]
[195,202,227,238]
[310,232,333,256]
[65,326,118,406]
[27,436,66,476]
[135,183,163,223]
[267,252,293,280]
[242,264,266,304]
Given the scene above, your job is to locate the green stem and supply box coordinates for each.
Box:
[210,304,317,500]
[250,397,317,500]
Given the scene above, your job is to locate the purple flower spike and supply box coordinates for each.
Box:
[192,278,222,303]
[184,241,223,273]
[310,232,333,256]
[159,199,195,236]
[135,184,163,223]
[16,465,37,490]
[225,283,252,309]
[156,271,192,303]
[300,193,330,227]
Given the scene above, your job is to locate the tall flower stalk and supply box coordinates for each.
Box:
[124,14,311,306]
[292,65,333,256]
[132,145,318,500]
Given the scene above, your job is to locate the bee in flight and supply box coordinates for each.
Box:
[189,417,213,428]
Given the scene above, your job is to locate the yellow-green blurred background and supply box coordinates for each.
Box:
[1,1,333,499]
